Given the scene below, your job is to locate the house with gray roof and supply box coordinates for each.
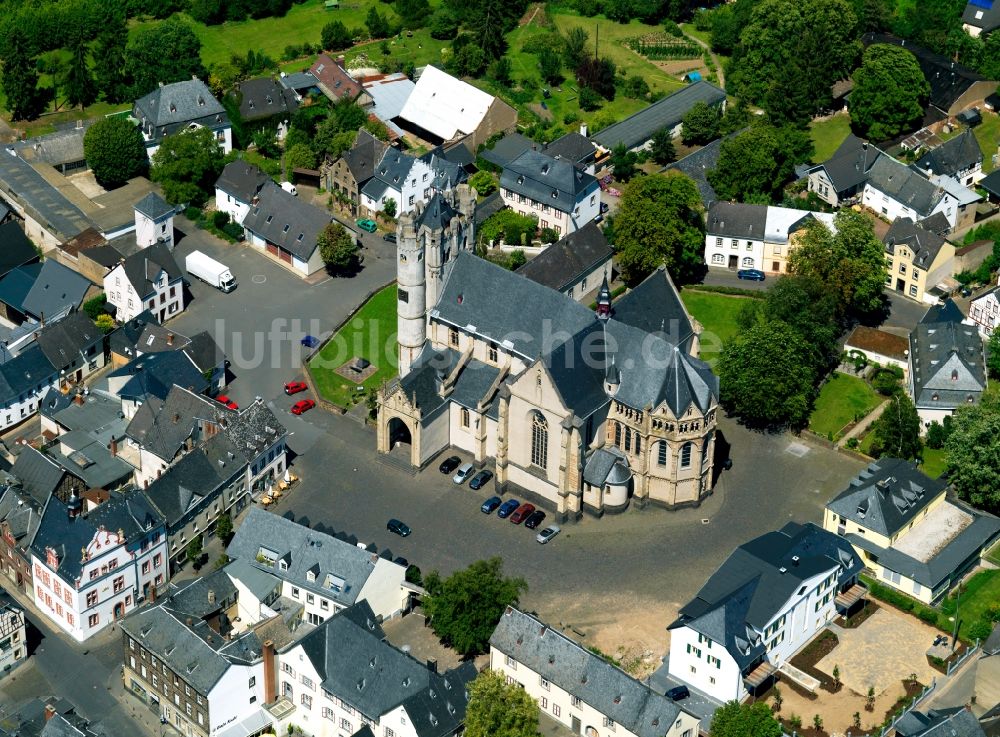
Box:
[132,191,175,249]
[104,241,184,324]
[34,311,104,386]
[108,349,209,417]
[359,149,434,220]
[0,591,26,677]
[545,129,599,173]
[667,522,865,703]
[133,79,232,158]
[232,77,299,126]
[0,484,43,596]
[479,132,535,169]
[861,154,980,231]
[242,182,335,277]
[214,160,271,225]
[807,134,884,207]
[965,0,1000,36]
[321,129,391,218]
[279,600,477,737]
[896,707,987,737]
[516,222,612,301]
[492,607,700,737]
[21,260,91,324]
[500,149,600,235]
[884,217,957,303]
[824,458,1000,603]
[227,506,409,623]
[664,136,725,207]
[0,343,61,434]
[915,128,985,186]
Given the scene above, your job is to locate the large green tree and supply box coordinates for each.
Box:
[63,37,97,110]
[650,127,676,165]
[150,127,225,206]
[708,124,813,203]
[92,9,129,104]
[987,329,1000,379]
[83,116,148,189]
[718,320,817,428]
[869,393,922,461]
[850,44,930,141]
[681,100,721,145]
[464,671,539,737]
[945,394,1000,512]
[124,17,206,99]
[322,20,354,51]
[710,701,783,737]
[423,557,527,657]
[2,26,43,121]
[317,223,358,273]
[613,172,705,285]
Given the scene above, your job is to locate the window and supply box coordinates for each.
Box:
[86,591,98,607]
[408,195,415,206]
[909,284,918,297]
[154,554,162,568]
[340,719,353,731]
[552,705,561,717]
[449,328,459,347]
[571,696,582,707]
[715,237,722,247]
[385,729,395,737]
[614,422,621,446]
[249,676,256,688]
[741,257,754,268]
[113,576,124,593]
[488,343,498,362]
[398,289,408,303]
[88,613,99,627]
[899,263,907,275]
[711,254,725,265]
[541,697,548,709]
[291,587,300,599]
[302,675,315,689]
[603,717,616,731]
[282,663,295,676]
[504,654,517,669]
[539,676,550,690]
[461,408,470,428]
[301,694,313,709]
[731,239,738,249]
[686,644,702,657]
[142,561,150,575]
[530,412,548,469]
[680,442,692,468]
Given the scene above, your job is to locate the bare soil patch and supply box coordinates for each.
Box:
[652,59,706,78]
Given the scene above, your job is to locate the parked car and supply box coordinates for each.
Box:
[215,395,238,410]
[387,518,411,536]
[469,470,494,490]
[666,685,690,701]
[536,525,561,544]
[497,499,520,519]
[301,335,320,348]
[737,269,765,282]
[291,399,316,415]
[452,463,475,484]
[393,556,408,567]
[439,456,462,474]
[481,496,502,514]
[523,510,546,529]
[356,218,377,233]
[284,381,308,395]
[509,503,536,524]
[280,181,298,196]
[383,233,397,243]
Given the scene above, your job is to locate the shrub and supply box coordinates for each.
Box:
[184,206,201,221]
[212,210,230,229]
[872,369,900,396]
[918,607,939,624]
[969,619,993,641]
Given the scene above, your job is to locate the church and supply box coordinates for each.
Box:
[376,184,720,520]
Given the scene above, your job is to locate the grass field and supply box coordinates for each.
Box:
[919,446,948,479]
[809,114,852,163]
[308,283,398,407]
[808,373,881,439]
[679,290,747,366]
[986,540,1000,567]
[971,114,1000,174]
[940,569,1000,641]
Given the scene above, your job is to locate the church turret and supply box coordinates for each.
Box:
[596,274,612,320]
[397,212,425,377]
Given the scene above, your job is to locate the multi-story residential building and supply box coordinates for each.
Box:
[359,149,434,219]
[969,277,1000,336]
[0,592,27,676]
[30,491,168,641]
[133,192,176,249]
[883,217,957,304]
[227,507,410,624]
[667,521,865,703]
[214,161,271,226]
[500,150,600,237]
[807,135,883,207]
[490,607,700,737]
[862,155,980,231]
[0,485,41,596]
[133,79,232,159]
[277,600,476,737]
[105,242,185,324]
[914,129,985,187]
[226,399,289,494]
[322,130,389,217]
[825,458,1000,604]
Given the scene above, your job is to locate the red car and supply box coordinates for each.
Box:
[509,503,536,525]
[291,399,316,415]
[216,395,239,410]
[284,381,308,395]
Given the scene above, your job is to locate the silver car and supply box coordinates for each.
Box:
[536,525,561,544]
[452,462,475,484]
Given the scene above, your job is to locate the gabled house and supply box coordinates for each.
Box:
[667,521,865,704]
[133,79,232,159]
[133,192,175,249]
[233,77,299,133]
[897,707,987,737]
[544,128,599,173]
[108,350,210,418]
[0,591,27,676]
[824,458,1000,604]
[241,182,335,277]
[908,300,986,425]
[34,310,105,387]
[862,155,979,231]
[491,607,701,737]
[883,217,957,304]
[806,135,883,207]
[214,160,271,226]
[10,446,73,505]
[969,277,1000,336]
[309,54,367,105]
[321,129,390,217]
[21,259,91,324]
[359,149,433,218]
[914,129,985,187]
[104,241,185,324]
[500,150,600,237]
[0,484,42,596]
[0,344,60,433]
[964,0,1000,37]
[516,222,613,301]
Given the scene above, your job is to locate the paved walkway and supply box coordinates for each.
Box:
[837,399,889,448]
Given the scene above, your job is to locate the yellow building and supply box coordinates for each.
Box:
[883,217,957,304]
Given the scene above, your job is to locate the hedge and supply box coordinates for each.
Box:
[863,576,950,633]
[681,285,767,299]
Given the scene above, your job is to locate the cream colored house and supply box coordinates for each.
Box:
[490,607,700,737]
[883,218,957,304]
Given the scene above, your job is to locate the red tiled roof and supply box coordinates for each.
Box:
[845,325,909,361]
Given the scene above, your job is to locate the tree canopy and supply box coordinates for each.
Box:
[124,17,206,99]
[945,393,1000,513]
[612,172,705,286]
[710,701,783,737]
[84,116,148,189]
[423,557,527,657]
[681,100,721,145]
[322,20,354,51]
[2,27,43,121]
[869,392,922,460]
[650,127,677,165]
[317,223,359,273]
[464,671,539,737]
[708,124,813,203]
[850,44,930,141]
[150,127,225,206]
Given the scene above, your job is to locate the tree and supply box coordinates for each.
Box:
[945,394,1000,512]
[488,57,513,85]
[429,9,460,39]
[610,143,638,182]
[366,7,391,38]
[465,671,538,737]
[92,10,129,104]
[150,127,225,206]
[564,26,589,68]
[576,57,616,100]
[95,314,116,334]
[578,86,601,111]
[718,320,817,428]
[215,512,234,542]
[538,47,563,86]
[465,0,526,61]
[317,222,359,273]
[986,328,1000,379]
[850,44,929,141]
[322,20,354,51]
[383,197,398,217]
[708,123,812,203]
[63,37,97,110]
[869,393,922,460]
[124,17,206,99]
[186,535,203,566]
[83,294,108,320]
[649,127,676,165]
[396,0,431,27]
[710,700,782,737]
[613,172,705,285]
[84,116,148,190]
[2,27,43,121]
[469,171,497,197]
[622,74,650,99]
[424,557,527,656]
[681,100,721,145]
[284,143,317,182]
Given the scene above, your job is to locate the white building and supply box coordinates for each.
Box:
[500,150,601,237]
[491,607,701,737]
[105,242,185,324]
[133,79,232,160]
[214,160,270,226]
[970,279,1000,337]
[30,491,168,642]
[667,522,865,703]
[133,192,175,249]
[861,156,979,232]
[0,594,26,676]
[241,182,332,278]
[359,150,434,219]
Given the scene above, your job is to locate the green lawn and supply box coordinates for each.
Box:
[679,22,711,46]
[940,569,1000,641]
[308,283,398,408]
[679,290,748,366]
[809,114,852,163]
[985,540,1000,567]
[919,446,949,479]
[808,373,882,439]
[972,114,1000,174]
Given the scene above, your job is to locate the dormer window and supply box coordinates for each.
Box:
[283,224,290,233]
[169,103,176,113]
[198,96,205,106]
[265,215,273,223]
[278,560,288,571]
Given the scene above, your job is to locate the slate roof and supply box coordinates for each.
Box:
[41,390,127,446]
[664,137,724,206]
[500,150,598,215]
[421,150,468,191]
[108,310,160,360]
[611,266,696,352]
[362,149,421,202]
[809,134,882,195]
[14,123,92,168]
[516,223,612,292]
[10,447,65,505]
[225,400,287,464]
[0,222,40,278]
[0,151,92,242]
[918,211,952,236]
[593,81,726,150]
[235,77,298,122]
[297,600,475,733]
[480,132,535,169]
[34,312,100,372]
[22,260,90,322]
[915,129,984,178]
[126,384,234,461]
[896,707,987,737]
[983,623,1000,655]
[921,297,966,325]
[134,80,229,144]
[491,608,691,737]
[135,323,191,355]
[118,241,183,300]
[964,0,1000,34]
[669,522,862,670]
[0,263,42,313]
[473,190,505,226]
[279,71,318,93]
[241,182,332,261]
[133,192,174,222]
[110,350,208,402]
[909,316,985,411]
[827,458,947,538]
[46,431,133,491]
[884,218,950,269]
[0,484,42,552]
[309,55,364,103]
[706,201,768,240]
[0,343,56,407]
[183,331,225,373]
[339,130,390,187]
[865,156,945,216]
[583,446,631,487]
[215,161,270,204]
[227,507,401,609]
[544,131,598,165]
[978,168,1000,199]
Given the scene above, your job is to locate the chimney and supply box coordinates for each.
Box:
[208,589,216,605]
[579,122,588,137]
[337,55,346,68]
[167,333,174,346]
[110,436,118,457]
[427,658,437,673]
[74,393,85,406]
[263,640,277,703]
[44,705,56,722]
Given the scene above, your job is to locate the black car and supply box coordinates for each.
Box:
[393,556,408,567]
[666,685,690,701]
[383,233,398,243]
[469,470,494,490]
[387,518,411,536]
[523,509,546,529]
[439,455,461,474]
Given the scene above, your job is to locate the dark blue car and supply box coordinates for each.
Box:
[496,499,521,519]
[737,269,765,282]
[481,496,502,514]
[469,470,494,490]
